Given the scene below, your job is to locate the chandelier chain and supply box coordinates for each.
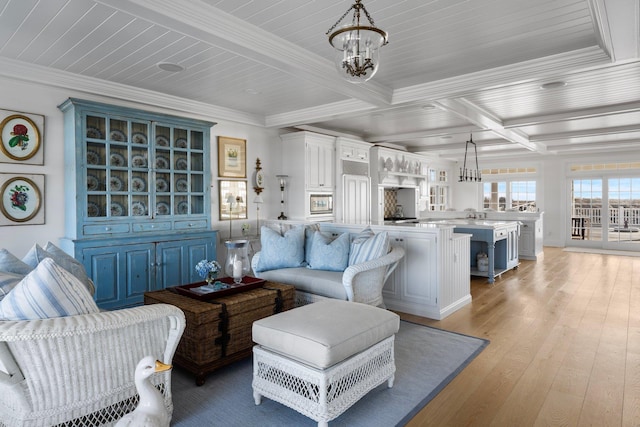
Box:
[326,0,377,35]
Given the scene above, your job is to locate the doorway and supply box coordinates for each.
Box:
[569,177,640,250]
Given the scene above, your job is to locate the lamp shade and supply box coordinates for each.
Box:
[253,195,264,204]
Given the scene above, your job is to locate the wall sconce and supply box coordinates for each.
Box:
[276,174,288,220]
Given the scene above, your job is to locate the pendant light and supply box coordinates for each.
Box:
[458,134,482,182]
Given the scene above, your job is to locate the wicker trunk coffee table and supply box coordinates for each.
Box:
[144,281,295,385]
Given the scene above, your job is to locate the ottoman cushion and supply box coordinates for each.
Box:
[252,299,399,369]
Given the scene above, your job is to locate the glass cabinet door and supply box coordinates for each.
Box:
[153,124,206,217]
[85,114,151,219]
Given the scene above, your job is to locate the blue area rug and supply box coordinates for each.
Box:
[170,321,488,426]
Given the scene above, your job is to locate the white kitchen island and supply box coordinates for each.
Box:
[321,222,472,320]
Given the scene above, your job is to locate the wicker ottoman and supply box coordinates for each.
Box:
[252,299,400,427]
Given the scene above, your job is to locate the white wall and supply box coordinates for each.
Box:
[0,76,282,257]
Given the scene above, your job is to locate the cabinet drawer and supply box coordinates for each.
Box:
[133,222,171,232]
[494,229,508,240]
[340,146,355,159]
[174,219,208,230]
[83,223,130,235]
[355,148,369,161]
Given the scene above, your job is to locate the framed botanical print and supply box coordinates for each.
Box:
[0,173,45,225]
[218,136,246,178]
[0,110,44,165]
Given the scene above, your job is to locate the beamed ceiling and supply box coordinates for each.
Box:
[0,0,638,160]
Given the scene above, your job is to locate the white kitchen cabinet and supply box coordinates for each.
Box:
[306,137,334,191]
[280,131,335,220]
[519,218,543,260]
[384,232,437,307]
[342,174,370,224]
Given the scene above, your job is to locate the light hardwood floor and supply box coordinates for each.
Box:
[399,247,640,427]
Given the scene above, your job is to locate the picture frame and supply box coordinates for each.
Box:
[0,110,44,165]
[219,180,247,220]
[218,136,246,178]
[0,173,45,225]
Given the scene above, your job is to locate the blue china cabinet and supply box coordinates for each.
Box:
[58,98,217,309]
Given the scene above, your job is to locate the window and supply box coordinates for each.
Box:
[483,180,536,211]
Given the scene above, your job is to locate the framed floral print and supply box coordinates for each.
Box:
[218,136,246,178]
[0,174,45,225]
[0,109,44,165]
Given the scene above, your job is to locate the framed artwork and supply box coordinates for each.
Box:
[218,136,246,178]
[219,180,247,220]
[0,174,45,225]
[0,110,44,165]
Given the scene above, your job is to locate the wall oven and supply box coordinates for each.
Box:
[309,193,333,215]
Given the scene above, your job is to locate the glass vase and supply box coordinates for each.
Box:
[224,239,250,284]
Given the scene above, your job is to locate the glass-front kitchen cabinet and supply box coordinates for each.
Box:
[58,98,217,309]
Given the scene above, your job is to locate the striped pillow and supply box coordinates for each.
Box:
[22,243,93,295]
[348,231,390,266]
[0,258,99,320]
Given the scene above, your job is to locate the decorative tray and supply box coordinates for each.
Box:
[173,276,266,301]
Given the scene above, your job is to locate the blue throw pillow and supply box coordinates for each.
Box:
[22,243,94,295]
[304,223,321,265]
[0,258,100,320]
[349,231,390,266]
[307,231,350,272]
[0,249,31,275]
[255,225,305,272]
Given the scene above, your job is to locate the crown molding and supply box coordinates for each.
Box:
[0,58,264,126]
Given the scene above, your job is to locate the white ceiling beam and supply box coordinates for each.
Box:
[432,99,547,153]
[366,125,479,144]
[588,0,640,61]
[503,100,640,128]
[531,124,640,141]
[392,47,611,104]
[265,99,378,128]
[95,0,393,107]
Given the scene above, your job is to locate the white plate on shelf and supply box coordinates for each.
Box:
[175,138,188,148]
[131,176,146,192]
[110,152,126,167]
[156,202,170,215]
[177,201,189,215]
[132,201,147,216]
[384,157,393,171]
[86,127,103,139]
[155,177,169,192]
[175,178,188,192]
[131,154,147,168]
[131,132,147,144]
[109,176,123,191]
[110,202,124,217]
[86,150,101,165]
[155,155,169,169]
[87,202,100,217]
[87,175,99,191]
[175,157,188,170]
[155,135,169,147]
[110,130,126,142]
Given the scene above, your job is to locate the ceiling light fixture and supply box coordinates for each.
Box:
[540,81,566,90]
[326,0,388,83]
[157,62,185,72]
[459,134,481,182]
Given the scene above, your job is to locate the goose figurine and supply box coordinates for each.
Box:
[115,356,172,427]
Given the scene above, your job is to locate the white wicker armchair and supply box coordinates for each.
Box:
[0,303,185,427]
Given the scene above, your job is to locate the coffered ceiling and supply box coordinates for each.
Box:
[0,0,638,160]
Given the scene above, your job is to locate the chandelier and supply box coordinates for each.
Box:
[459,134,482,182]
[326,0,389,83]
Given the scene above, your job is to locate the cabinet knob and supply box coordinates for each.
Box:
[105,227,111,231]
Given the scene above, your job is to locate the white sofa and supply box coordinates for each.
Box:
[0,304,185,427]
[252,245,404,307]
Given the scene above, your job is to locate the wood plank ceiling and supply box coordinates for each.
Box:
[0,0,638,161]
